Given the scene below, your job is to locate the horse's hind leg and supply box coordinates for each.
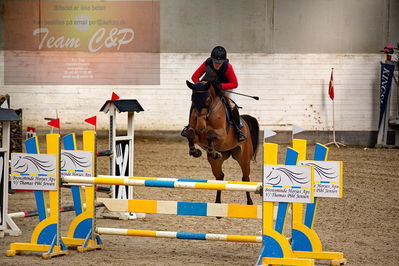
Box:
[241,163,253,205]
[232,150,253,205]
[207,153,227,204]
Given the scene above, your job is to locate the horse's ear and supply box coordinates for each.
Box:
[186,80,195,90]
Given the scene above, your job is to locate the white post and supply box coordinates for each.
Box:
[0,121,22,237]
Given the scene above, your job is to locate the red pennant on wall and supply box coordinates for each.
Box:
[111,92,120,101]
[84,116,97,131]
[47,118,60,134]
[328,68,335,100]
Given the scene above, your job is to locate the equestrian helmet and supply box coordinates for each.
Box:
[211,46,227,63]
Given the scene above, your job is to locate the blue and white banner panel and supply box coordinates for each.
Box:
[10,153,57,190]
[299,160,343,198]
[263,164,313,203]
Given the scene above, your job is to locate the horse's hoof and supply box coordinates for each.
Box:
[247,200,253,205]
[211,152,222,160]
[181,127,194,138]
[190,149,202,158]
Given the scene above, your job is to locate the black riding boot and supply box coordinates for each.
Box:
[231,106,246,142]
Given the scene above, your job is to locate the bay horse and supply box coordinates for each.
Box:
[183,80,259,205]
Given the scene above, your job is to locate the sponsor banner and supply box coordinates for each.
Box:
[61,150,92,186]
[11,153,57,190]
[61,150,92,178]
[263,165,314,203]
[299,160,343,198]
[4,1,160,85]
[378,63,395,127]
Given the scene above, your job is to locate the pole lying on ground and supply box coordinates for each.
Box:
[224,90,259,100]
[9,203,105,219]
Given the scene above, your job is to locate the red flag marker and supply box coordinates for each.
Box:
[328,68,334,100]
[111,92,120,101]
[47,118,60,134]
[84,116,97,131]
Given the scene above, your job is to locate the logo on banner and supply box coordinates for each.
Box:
[299,160,343,198]
[263,165,314,203]
[61,150,92,178]
[11,153,57,190]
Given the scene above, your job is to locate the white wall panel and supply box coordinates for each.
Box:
[1,52,390,133]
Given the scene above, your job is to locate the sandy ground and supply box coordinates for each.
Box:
[1,136,399,265]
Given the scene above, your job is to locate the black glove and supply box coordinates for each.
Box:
[212,81,222,91]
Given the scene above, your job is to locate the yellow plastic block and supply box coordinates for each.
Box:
[227,204,258,219]
[128,199,157,213]
[293,251,345,260]
[195,183,226,190]
[262,257,314,266]
[127,229,157,237]
[226,235,259,243]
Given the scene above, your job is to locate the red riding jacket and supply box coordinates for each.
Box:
[191,58,238,90]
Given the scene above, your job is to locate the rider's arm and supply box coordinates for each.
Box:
[221,64,238,90]
[191,61,206,83]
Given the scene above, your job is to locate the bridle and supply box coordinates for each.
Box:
[191,90,223,120]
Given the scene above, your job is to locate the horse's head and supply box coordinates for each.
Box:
[186,80,215,133]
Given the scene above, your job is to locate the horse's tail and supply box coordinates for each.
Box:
[241,115,259,161]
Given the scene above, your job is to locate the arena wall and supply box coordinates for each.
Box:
[0,0,398,145]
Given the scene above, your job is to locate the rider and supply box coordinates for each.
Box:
[181,46,246,142]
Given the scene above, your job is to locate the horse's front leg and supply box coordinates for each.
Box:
[206,130,222,160]
[206,130,225,208]
[207,152,226,205]
[185,128,202,158]
[232,148,253,205]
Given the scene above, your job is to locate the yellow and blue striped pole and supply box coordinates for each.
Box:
[63,176,261,193]
[99,198,261,219]
[96,227,262,243]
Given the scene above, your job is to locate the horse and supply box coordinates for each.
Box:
[183,80,259,205]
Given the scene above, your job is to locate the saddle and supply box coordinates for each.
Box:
[220,96,243,128]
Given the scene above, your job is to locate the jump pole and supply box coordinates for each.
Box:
[63,176,261,192]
